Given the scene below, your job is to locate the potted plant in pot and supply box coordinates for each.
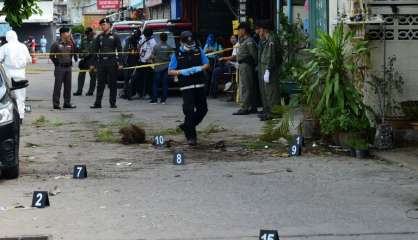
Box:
[319,108,371,146]
[367,55,405,128]
[297,22,371,145]
[367,55,405,149]
[348,138,370,159]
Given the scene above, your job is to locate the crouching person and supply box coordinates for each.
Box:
[168,31,210,146]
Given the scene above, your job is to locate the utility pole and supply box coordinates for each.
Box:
[239,0,247,22]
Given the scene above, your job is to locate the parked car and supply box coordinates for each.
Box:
[0,66,28,179]
[142,19,192,39]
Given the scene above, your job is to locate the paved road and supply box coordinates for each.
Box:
[0,60,417,240]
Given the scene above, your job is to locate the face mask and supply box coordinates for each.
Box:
[181,42,196,51]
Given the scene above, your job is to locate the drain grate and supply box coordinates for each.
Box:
[0,236,50,240]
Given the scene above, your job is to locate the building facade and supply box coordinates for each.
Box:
[0,0,56,49]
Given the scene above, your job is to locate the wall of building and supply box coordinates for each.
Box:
[366,4,418,106]
[16,23,57,50]
[148,3,171,19]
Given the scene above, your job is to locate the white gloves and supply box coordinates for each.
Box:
[264,70,270,83]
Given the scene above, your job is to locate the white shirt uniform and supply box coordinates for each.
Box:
[139,36,157,63]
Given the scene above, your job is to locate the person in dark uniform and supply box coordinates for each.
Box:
[168,31,210,146]
[120,27,141,100]
[90,18,123,109]
[74,27,96,96]
[50,27,77,110]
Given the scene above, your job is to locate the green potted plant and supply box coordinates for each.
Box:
[297,22,371,144]
[367,55,405,149]
[348,138,370,159]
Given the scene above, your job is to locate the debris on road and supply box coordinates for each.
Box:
[116,162,133,167]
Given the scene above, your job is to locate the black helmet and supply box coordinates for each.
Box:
[180,31,194,45]
[99,18,112,25]
[143,28,153,37]
[85,27,93,34]
[59,27,70,34]
[236,22,251,33]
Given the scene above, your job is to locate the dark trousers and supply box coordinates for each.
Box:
[76,70,97,94]
[136,64,153,97]
[53,66,72,107]
[152,70,168,101]
[182,87,208,139]
[123,68,136,98]
[95,62,118,106]
[210,62,232,97]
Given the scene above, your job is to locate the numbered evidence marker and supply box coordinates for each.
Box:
[288,144,301,157]
[32,191,50,208]
[295,135,305,147]
[73,165,88,179]
[24,105,32,113]
[259,230,280,240]
[153,135,165,146]
[173,152,185,165]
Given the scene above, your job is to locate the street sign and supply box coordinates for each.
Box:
[97,0,121,10]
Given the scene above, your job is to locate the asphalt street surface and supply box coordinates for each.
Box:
[0,59,417,240]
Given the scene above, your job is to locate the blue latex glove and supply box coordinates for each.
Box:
[190,66,203,74]
[179,68,193,76]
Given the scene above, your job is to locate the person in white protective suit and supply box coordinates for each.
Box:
[0,30,32,121]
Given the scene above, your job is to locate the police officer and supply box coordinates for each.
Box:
[50,27,77,110]
[257,20,282,121]
[90,18,123,109]
[233,22,258,115]
[121,28,141,100]
[74,27,96,96]
[168,31,210,146]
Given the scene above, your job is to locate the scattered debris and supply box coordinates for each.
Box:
[277,137,289,146]
[247,169,283,175]
[50,117,63,127]
[116,162,132,167]
[119,124,146,144]
[199,123,226,135]
[53,175,71,180]
[96,128,118,143]
[272,152,289,158]
[213,140,226,149]
[49,186,61,196]
[33,115,48,128]
[25,142,42,148]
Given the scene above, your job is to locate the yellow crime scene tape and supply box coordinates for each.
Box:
[27,48,233,74]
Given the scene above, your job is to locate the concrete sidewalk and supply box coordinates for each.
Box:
[374,147,418,171]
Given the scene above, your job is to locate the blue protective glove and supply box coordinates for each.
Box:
[179,68,193,76]
[190,66,203,74]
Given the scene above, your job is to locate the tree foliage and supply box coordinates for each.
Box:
[1,0,42,28]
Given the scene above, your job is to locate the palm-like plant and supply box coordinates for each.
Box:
[298,23,370,134]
